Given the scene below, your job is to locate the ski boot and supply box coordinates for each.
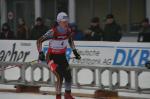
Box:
[56,94,61,99]
[64,92,75,99]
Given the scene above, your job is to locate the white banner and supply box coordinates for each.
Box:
[0,40,38,62]
[0,40,150,67]
[44,41,150,67]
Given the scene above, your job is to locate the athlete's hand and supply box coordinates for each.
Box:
[38,51,45,61]
[145,61,150,69]
[73,49,81,60]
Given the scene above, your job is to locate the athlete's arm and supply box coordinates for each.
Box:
[37,29,54,52]
[68,37,81,59]
[68,37,75,50]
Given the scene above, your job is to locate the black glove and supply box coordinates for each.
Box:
[73,49,81,60]
[145,61,150,69]
[38,51,45,61]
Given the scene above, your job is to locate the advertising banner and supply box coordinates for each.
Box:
[0,40,38,62]
[43,41,150,67]
[0,40,150,67]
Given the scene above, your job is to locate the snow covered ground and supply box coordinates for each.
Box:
[0,92,94,99]
[0,91,150,99]
[0,84,150,99]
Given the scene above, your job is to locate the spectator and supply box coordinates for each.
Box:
[30,17,48,40]
[137,18,150,42]
[103,14,122,41]
[0,23,15,39]
[84,17,103,41]
[16,18,29,40]
[70,23,84,40]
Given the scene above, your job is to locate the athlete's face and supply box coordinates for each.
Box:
[106,18,114,24]
[59,21,69,29]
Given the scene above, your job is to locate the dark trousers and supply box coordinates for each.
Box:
[46,53,72,94]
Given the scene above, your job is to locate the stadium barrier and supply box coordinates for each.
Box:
[0,61,150,94]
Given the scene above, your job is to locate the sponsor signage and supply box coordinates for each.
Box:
[0,40,150,67]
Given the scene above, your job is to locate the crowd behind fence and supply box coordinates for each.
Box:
[0,15,150,42]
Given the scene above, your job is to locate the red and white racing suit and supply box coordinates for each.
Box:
[42,26,74,95]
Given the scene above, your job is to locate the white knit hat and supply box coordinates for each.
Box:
[57,12,68,22]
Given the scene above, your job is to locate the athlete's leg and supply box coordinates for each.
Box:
[46,53,63,98]
[64,65,72,92]
[53,67,63,95]
[63,60,74,99]
[51,53,74,99]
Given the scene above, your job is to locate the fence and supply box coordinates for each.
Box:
[0,61,150,94]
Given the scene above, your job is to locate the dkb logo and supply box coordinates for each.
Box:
[113,48,150,67]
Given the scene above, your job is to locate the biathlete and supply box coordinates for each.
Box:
[36,12,81,99]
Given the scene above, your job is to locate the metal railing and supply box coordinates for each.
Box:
[0,61,150,94]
